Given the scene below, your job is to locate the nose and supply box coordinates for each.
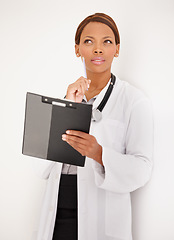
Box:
[93,44,103,55]
[93,49,103,54]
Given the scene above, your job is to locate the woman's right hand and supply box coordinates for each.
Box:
[65,76,91,103]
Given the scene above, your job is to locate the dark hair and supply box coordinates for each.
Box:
[75,13,120,45]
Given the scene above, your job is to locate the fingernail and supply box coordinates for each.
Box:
[66,130,70,134]
[62,134,66,140]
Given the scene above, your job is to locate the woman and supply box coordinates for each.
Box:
[34,13,153,240]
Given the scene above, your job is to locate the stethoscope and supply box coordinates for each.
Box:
[92,73,116,122]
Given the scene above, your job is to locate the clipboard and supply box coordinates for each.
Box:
[22,92,92,167]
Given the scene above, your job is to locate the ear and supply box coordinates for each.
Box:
[75,44,81,57]
[114,44,120,57]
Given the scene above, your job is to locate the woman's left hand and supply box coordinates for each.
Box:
[62,130,103,166]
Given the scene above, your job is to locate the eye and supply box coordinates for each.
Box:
[104,40,113,44]
[84,39,93,44]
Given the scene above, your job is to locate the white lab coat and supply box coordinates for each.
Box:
[33,77,153,240]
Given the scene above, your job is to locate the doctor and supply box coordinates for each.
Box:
[34,13,153,240]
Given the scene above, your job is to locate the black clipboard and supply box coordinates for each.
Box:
[22,92,92,167]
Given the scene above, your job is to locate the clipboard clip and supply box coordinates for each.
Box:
[42,96,76,109]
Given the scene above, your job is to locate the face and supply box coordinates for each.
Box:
[75,22,120,75]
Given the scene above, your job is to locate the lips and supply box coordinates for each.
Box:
[91,57,105,65]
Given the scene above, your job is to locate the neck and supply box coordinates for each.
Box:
[85,70,112,102]
[86,70,111,91]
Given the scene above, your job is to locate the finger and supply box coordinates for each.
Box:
[83,79,90,91]
[66,139,87,156]
[81,81,88,95]
[69,81,80,93]
[76,83,85,97]
[75,86,84,103]
[66,130,90,139]
[78,77,90,91]
[62,134,87,155]
[83,78,91,88]
[75,95,83,103]
[62,134,87,146]
[78,78,89,94]
[86,79,91,89]
[76,85,83,96]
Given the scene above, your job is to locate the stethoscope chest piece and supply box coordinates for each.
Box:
[92,108,102,122]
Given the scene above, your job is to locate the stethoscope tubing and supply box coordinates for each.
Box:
[92,73,116,122]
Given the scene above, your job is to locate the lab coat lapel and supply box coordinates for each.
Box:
[92,79,111,111]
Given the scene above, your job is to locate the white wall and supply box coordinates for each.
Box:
[0,0,174,239]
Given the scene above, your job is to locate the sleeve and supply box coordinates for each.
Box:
[32,158,57,180]
[92,98,154,193]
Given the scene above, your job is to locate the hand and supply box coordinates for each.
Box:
[62,130,103,166]
[66,77,91,103]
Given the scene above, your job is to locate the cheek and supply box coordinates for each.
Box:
[78,43,88,56]
[79,48,90,58]
[107,46,117,58]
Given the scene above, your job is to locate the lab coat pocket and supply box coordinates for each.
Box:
[105,191,131,239]
[101,119,125,152]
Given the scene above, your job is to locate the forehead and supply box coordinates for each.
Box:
[81,22,115,38]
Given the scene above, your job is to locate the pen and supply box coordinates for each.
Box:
[83,57,87,78]
[83,57,90,91]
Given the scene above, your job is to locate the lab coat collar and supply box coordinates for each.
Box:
[91,77,112,111]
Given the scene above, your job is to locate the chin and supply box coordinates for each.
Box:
[91,67,111,74]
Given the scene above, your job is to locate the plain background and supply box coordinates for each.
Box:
[0,0,174,239]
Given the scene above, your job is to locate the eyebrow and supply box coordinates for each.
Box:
[83,35,113,39]
[83,36,94,39]
[103,36,113,39]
